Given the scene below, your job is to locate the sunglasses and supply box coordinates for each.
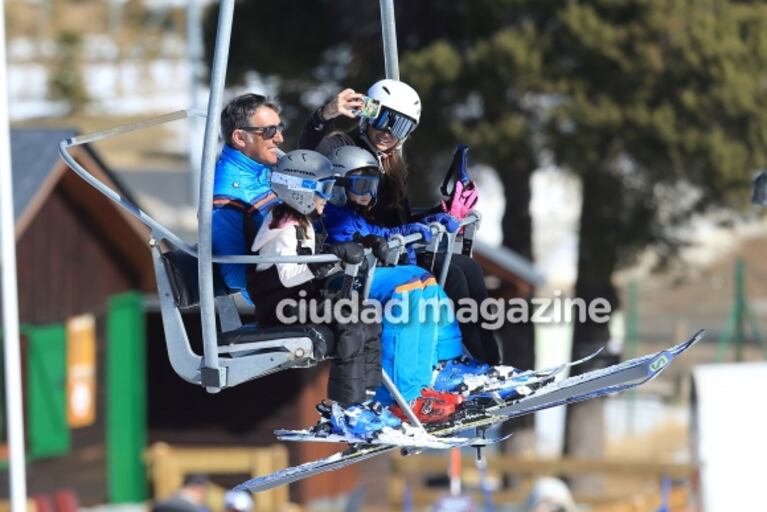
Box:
[370,107,417,139]
[239,122,286,140]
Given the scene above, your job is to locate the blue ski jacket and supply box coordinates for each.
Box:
[212,144,279,303]
[322,203,463,402]
[323,203,431,265]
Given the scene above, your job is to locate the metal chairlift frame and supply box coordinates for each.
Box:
[57,0,481,430]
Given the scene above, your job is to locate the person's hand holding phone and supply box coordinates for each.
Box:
[320,89,365,121]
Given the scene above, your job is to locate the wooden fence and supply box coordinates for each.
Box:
[144,442,289,511]
[390,453,692,511]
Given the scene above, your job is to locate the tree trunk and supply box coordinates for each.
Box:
[498,164,535,372]
[498,165,537,468]
[563,169,622,494]
[500,166,534,261]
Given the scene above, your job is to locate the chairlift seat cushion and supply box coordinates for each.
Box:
[219,324,335,360]
[162,248,232,308]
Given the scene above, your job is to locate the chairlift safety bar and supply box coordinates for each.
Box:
[59,120,343,266]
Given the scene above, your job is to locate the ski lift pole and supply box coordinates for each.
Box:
[187,0,204,207]
[379,0,400,80]
[381,370,426,431]
[0,1,29,509]
[197,0,236,392]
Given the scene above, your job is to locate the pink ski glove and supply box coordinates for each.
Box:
[442,180,478,219]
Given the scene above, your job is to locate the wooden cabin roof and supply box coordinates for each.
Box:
[7,128,155,291]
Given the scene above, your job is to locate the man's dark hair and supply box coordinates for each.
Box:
[220,93,281,145]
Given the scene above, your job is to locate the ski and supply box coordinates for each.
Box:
[275,427,473,450]
[276,423,513,451]
[400,330,703,454]
[503,345,604,381]
[234,330,703,493]
[465,346,605,401]
[274,347,605,449]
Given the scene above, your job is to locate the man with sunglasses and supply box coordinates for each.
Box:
[212,93,286,303]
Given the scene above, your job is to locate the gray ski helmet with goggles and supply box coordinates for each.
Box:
[271,150,337,215]
[327,146,381,207]
[362,79,421,141]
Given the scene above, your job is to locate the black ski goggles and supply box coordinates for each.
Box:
[343,174,380,198]
[370,107,417,140]
[239,122,286,140]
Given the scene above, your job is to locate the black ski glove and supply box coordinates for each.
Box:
[307,260,336,279]
[326,242,365,265]
[308,242,364,279]
[353,233,389,264]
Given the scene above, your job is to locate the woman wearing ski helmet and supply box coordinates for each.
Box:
[299,78,421,227]
[300,80,501,366]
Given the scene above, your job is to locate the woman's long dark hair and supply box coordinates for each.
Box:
[316,128,411,222]
[269,203,310,230]
[380,149,408,208]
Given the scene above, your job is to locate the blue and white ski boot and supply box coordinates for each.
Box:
[365,400,402,429]
[432,357,491,393]
[465,372,540,403]
[312,399,403,441]
[431,356,552,404]
[432,356,526,393]
[330,402,388,439]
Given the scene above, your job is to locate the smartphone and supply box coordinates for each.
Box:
[357,96,381,119]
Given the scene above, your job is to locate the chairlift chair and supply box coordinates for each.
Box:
[57,0,483,433]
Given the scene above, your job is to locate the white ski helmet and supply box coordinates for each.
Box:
[271,149,337,215]
[363,79,421,140]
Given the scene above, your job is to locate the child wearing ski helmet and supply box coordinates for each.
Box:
[249,149,398,439]
[323,146,534,408]
[319,146,463,423]
[299,79,501,366]
[322,145,460,263]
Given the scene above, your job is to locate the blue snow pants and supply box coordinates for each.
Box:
[367,265,463,404]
